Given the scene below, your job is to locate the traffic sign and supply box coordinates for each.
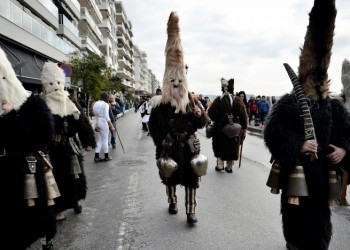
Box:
[60,64,72,77]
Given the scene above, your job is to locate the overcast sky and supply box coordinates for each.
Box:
[122,0,350,97]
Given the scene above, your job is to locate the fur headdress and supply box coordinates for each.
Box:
[42,62,79,117]
[0,46,30,115]
[341,59,350,111]
[298,0,337,99]
[160,11,189,113]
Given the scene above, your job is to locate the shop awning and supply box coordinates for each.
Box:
[0,39,47,85]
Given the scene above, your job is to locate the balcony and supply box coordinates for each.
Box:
[79,0,103,23]
[98,1,111,19]
[19,0,59,29]
[81,35,102,56]
[57,14,81,47]
[97,19,112,34]
[80,7,103,43]
[0,0,77,61]
[62,0,80,19]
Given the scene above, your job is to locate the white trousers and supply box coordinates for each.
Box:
[95,119,109,154]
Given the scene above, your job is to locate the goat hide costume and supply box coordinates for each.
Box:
[149,11,208,188]
[149,12,208,224]
[42,62,96,215]
[0,47,57,249]
[208,79,248,161]
[264,0,350,249]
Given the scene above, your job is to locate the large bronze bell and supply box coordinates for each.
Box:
[157,157,178,178]
[328,170,340,206]
[23,174,39,207]
[190,154,208,177]
[287,165,309,205]
[266,161,281,194]
[44,170,61,206]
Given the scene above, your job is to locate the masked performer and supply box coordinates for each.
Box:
[264,1,350,249]
[148,12,209,224]
[338,58,350,206]
[42,62,96,221]
[208,78,247,173]
[0,47,59,249]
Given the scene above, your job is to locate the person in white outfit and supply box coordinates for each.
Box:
[93,92,115,162]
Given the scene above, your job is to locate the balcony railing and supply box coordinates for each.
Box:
[0,0,76,54]
[38,0,59,19]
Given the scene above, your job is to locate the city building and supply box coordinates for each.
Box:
[0,0,156,96]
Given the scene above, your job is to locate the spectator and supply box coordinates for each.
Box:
[198,94,207,111]
[109,93,121,149]
[237,91,249,116]
[257,95,270,126]
[248,96,259,125]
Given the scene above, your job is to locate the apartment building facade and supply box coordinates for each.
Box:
[0,0,154,95]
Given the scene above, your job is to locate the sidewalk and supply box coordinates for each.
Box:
[247,124,264,137]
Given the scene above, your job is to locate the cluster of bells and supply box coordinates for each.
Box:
[24,152,82,207]
[157,154,208,178]
[266,161,340,206]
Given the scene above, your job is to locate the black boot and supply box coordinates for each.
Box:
[168,203,178,214]
[187,213,198,224]
[42,240,54,250]
[94,153,102,163]
[104,153,112,161]
[74,203,82,214]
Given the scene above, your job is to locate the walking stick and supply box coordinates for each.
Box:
[239,135,244,168]
[115,125,125,154]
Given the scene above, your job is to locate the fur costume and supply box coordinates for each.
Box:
[264,1,350,249]
[208,79,248,161]
[148,12,208,217]
[0,47,56,249]
[42,62,96,214]
[341,59,350,112]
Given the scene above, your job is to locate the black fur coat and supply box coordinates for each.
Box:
[48,100,96,213]
[148,103,208,188]
[264,93,350,249]
[208,93,248,161]
[0,94,56,249]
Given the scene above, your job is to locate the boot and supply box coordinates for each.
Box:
[94,153,102,163]
[104,153,112,161]
[74,203,82,214]
[225,160,233,173]
[187,213,198,224]
[185,187,197,224]
[42,239,54,250]
[166,185,177,214]
[215,158,224,171]
[168,203,178,214]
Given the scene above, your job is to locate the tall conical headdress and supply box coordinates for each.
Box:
[164,12,185,79]
[341,59,350,111]
[161,11,189,113]
[298,0,337,99]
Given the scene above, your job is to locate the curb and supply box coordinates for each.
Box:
[247,125,263,137]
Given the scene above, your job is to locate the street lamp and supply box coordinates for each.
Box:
[185,64,189,74]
